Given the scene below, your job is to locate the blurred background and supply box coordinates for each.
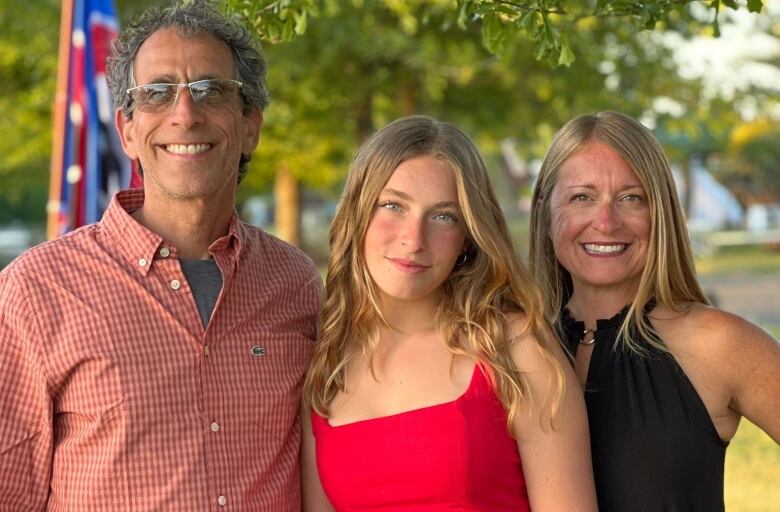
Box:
[0,1,778,509]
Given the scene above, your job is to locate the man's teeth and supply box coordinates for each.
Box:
[166,143,211,154]
[584,244,626,254]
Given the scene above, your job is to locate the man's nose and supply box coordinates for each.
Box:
[168,85,205,126]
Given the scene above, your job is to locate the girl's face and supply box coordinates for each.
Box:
[363,155,468,310]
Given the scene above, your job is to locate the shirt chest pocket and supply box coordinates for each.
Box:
[242,332,312,386]
[245,332,312,362]
[224,333,313,424]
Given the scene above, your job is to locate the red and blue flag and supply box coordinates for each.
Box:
[48,0,131,238]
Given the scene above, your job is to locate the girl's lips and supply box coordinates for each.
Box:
[387,257,430,274]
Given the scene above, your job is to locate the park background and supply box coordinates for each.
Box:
[0,0,778,509]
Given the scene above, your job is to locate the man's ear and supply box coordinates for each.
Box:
[242,108,263,155]
[115,109,138,160]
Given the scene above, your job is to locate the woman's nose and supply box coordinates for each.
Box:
[592,201,623,233]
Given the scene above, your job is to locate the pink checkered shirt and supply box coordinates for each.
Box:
[0,189,322,511]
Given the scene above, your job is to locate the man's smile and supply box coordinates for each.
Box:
[162,143,212,155]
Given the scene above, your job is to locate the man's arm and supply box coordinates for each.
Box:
[300,401,334,512]
[0,271,53,510]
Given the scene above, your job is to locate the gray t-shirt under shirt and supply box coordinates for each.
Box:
[180,258,223,327]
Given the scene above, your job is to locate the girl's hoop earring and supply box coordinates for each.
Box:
[455,251,469,267]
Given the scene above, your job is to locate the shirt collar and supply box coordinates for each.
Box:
[101,188,245,276]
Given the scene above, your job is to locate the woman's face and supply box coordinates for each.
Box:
[548,140,651,301]
[363,154,468,310]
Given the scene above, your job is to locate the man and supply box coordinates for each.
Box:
[0,2,321,510]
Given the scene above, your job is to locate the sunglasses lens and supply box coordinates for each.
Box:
[131,84,177,112]
[189,80,239,105]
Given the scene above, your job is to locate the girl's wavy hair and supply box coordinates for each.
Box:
[529,111,709,354]
[304,115,565,428]
[106,0,267,183]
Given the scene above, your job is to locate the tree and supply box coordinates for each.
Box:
[709,118,780,206]
[230,1,766,67]
[228,0,767,246]
[1,0,773,239]
[0,0,61,225]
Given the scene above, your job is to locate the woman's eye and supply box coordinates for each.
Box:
[571,193,590,202]
[622,194,644,202]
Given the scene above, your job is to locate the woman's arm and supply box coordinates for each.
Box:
[300,401,335,512]
[506,313,598,512]
[697,308,780,443]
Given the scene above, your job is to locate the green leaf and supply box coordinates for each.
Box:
[481,13,506,54]
[520,10,538,34]
[747,0,764,13]
[457,2,469,29]
[293,11,308,35]
[557,39,575,67]
[533,40,548,60]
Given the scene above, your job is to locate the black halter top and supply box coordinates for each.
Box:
[558,304,728,512]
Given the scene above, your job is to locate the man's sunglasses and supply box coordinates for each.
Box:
[126,79,244,114]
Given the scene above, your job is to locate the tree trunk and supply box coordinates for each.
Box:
[682,156,692,218]
[274,166,300,247]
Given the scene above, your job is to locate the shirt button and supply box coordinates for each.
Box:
[203,345,210,356]
[210,422,220,432]
[170,279,181,290]
[138,258,147,267]
[217,495,227,506]
[159,247,170,258]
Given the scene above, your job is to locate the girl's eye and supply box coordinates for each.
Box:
[433,212,458,223]
[377,201,401,211]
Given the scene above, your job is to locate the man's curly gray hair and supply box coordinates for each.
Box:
[108,0,268,119]
[106,0,268,183]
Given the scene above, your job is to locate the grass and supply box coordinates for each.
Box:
[725,420,780,512]
[695,244,780,276]
[691,247,779,511]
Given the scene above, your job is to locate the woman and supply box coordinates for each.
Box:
[529,110,780,512]
[301,115,597,511]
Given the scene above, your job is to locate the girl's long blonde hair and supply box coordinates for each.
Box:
[529,111,709,354]
[304,115,564,426]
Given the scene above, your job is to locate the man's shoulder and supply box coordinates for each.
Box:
[1,224,101,280]
[240,223,319,276]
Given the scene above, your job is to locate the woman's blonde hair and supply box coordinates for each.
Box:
[305,115,564,426]
[529,111,709,353]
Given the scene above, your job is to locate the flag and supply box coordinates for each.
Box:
[48,0,131,239]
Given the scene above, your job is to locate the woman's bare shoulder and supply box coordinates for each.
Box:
[652,301,775,355]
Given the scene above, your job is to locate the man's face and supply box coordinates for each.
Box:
[116,29,262,207]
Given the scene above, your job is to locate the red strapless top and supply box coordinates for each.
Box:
[311,365,530,511]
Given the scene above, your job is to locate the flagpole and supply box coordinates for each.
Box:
[47,0,76,240]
